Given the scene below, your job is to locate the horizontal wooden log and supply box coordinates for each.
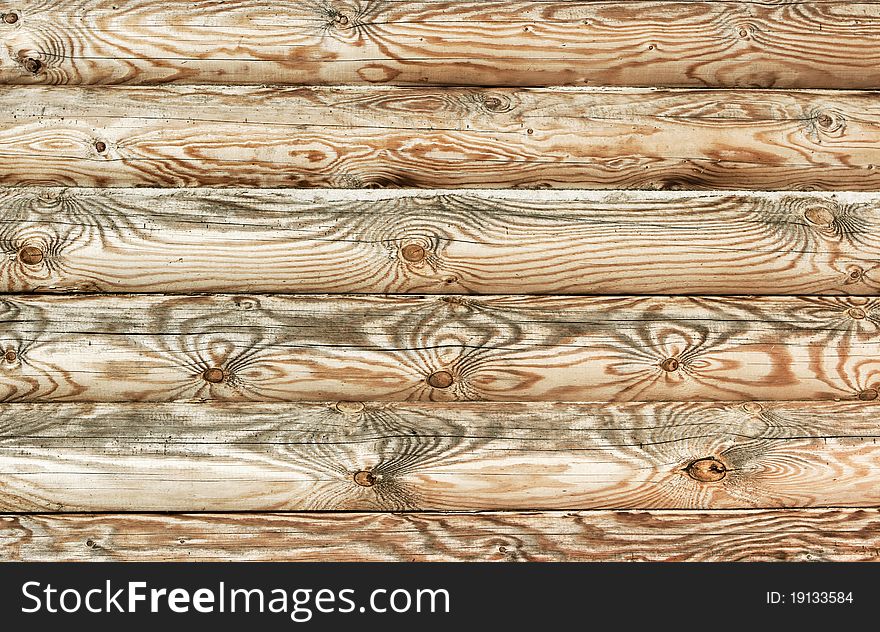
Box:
[2,2,880,89]
[1,400,879,511]
[1,86,879,190]
[3,188,880,296]
[2,294,880,403]
[3,509,879,562]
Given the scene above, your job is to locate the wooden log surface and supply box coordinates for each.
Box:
[1,86,879,190]
[1,400,879,511]
[2,2,880,89]
[3,509,879,562]
[2,294,879,403]
[2,188,880,296]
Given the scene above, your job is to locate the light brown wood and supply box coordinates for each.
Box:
[2,294,879,403]
[4,509,879,562]
[1,86,879,190]
[1,2,877,565]
[2,400,879,512]
[2,2,880,88]
[2,188,879,296]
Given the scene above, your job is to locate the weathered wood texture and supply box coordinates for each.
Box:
[3,188,880,296]
[3,509,879,562]
[2,2,880,89]
[1,86,879,190]
[2,294,879,403]
[2,400,879,512]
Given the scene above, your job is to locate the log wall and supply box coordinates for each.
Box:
[1,1,878,562]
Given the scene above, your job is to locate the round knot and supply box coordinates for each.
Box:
[332,13,349,26]
[3,12,18,24]
[401,243,426,263]
[484,97,503,111]
[481,95,512,113]
[353,470,376,487]
[858,388,878,401]
[4,350,17,363]
[94,141,107,153]
[336,401,365,414]
[742,402,763,414]
[812,110,846,135]
[660,357,680,372]
[427,370,454,389]
[18,245,44,265]
[803,206,835,226]
[848,307,867,320]
[202,367,225,383]
[23,57,42,74]
[848,268,864,282]
[686,457,727,482]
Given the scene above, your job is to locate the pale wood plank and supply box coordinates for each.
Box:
[2,188,879,295]
[1,400,878,511]
[1,86,878,190]
[2,2,880,88]
[1,294,879,403]
[4,509,878,562]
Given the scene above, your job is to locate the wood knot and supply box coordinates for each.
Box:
[858,388,878,401]
[847,267,864,283]
[685,457,727,482]
[3,12,18,24]
[848,307,867,320]
[335,401,365,414]
[401,243,426,263]
[353,470,376,487]
[331,12,349,26]
[803,206,835,226]
[22,57,42,74]
[481,95,512,113]
[94,141,107,153]
[202,367,225,383]
[660,357,680,372]
[4,350,17,363]
[427,370,454,389]
[811,110,845,135]
[742,402,763,414]
[18,245,44,265]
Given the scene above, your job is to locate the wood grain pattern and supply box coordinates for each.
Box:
[4,509,879,562]
[2,294,880,403]
[1,85,879,190]
[2,2,880,89]
[2,400,879,511]
[3,188,880,296]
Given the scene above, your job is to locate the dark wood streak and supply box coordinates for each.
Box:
[1,400,878,511]
[0,86,878,190]
[0,188,878,295]
[1,294,879,403]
